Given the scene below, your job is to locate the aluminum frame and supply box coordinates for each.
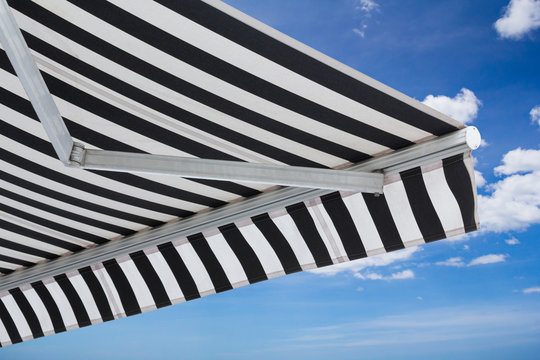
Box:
[0,126,481,292]
[0,0,74,164]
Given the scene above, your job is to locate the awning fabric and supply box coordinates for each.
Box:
[0,0,479,347]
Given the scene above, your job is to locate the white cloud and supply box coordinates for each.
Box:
[416,296,423,301]
[494,148,540,175]
[309,247,419,276]
[356,0,379,13]
[505,237,520,245]
[523,286,540,294]
[354,269,415,281]
[479,148,540,232]
[530,105,540,125]
[463,245,470,251]
[475,170,487,187]
[436,257,465,267]
[468,254,508,266]
[494,0,540,39]
[422,88,481,124]
[352,28,365,38]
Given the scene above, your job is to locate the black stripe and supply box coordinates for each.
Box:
[157,0,459,136]
[0,169,162,228]
[8,288,44,339]
[362,193,405,251]
[218,223,268,283]
[0,268,12,275]
[400,167,446,242]
[71,0,413,150]
[0,254,33,268]
[157,242,200,301]
[78,267,114,322]
[0,195,111,244]
[443,155,478,232]
[187,233,233,292]
[0,218,83,253]
[31,281,66,333]
[102,259,141,316]
[130,251,171,308]
[286,203,333,267]
[251,214,302,274]
[320,192,367,260]
[11,1,368,164]
[0,298,22,344]
[0,238,57,260]
[54,274,91,327]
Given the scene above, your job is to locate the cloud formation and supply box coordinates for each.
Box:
[531,105,540,125]
[523,286,540,294]
[354,269,415,281]
[356,0,379,13]
[422,88,481,124]
[505,237,520,245]
[310,247,418,276]
[468,254,508,266]
[479,148,540,232]
[436,257,465,267]
[494,0,540,39]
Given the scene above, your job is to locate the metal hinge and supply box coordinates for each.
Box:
[69,142,86,167]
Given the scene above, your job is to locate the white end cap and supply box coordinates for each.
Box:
[465,126,482,150]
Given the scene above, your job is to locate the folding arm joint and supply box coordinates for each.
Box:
[68,142,86,167]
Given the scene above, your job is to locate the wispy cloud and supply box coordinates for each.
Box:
[354,269,414,281]
[279,305,540,350]
[505,237,520,245]
[523,286,540,294]
[309,247,419,276]
[355,0,379,14]
[436,257,465,267]
[352,0,380,38]
[468,254,508,266]
[422,88,481,124]
[531,105,540,125]
[494,0,540,40]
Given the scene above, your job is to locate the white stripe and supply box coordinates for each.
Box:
[94,266,124,318]
[342,193,385,254]
[422,165,465,234]
[0,210,92,248]
[21,288,54,334]
[0,247,43,266]
[28,2,387,158]
[0,159,171,223]
[120,0,429,142]
[117,259,155,310]
[204,232,248,286]
[0,261,19,271]
[145,250,184,302]
[0,228,66,257]
[310,202,349,260]
[68,274,101,322]
[44,282,77,329]
[1,295,32,339]
[236,221,284,276]
[174,242,214,294]
[271,212,316,268]
[0,194,120,240]
[383,180,424,244]
[306,205,339,261]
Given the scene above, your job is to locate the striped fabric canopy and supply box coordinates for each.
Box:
[0,0,479,347]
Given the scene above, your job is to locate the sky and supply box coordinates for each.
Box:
[3,0,540,359]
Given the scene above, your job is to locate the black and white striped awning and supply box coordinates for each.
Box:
[0,0,480,347]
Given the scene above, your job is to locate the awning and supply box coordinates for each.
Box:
[0,0,480,346]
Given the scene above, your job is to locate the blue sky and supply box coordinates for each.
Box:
[3,0,540,358]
